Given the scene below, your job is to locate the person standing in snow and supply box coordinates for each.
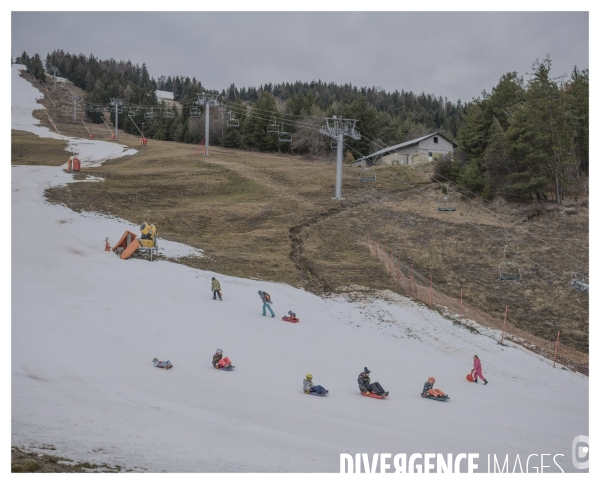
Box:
[357,367,388,396]
[472,355,488,384]
[258,290,275,317]
[303,374,328,395]
[211,277,222,300]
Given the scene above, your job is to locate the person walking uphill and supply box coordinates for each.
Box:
[258,290,275,317]
[211,277,222,301]
[472,355,488,384]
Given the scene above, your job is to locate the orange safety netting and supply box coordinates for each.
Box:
[368,238,589,376]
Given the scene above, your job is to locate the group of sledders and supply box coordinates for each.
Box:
[153,276,490,401]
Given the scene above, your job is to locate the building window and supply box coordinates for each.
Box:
[428,151,432,157]
[433,137,438,143]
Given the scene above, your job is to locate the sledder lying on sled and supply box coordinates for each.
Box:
[212,349,235,370]
[421,377,449,401]
[152,358,173,369]
[282,310,299,323]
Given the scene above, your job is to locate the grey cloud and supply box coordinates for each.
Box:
[12,11,588,102]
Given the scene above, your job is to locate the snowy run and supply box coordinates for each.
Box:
[11,64,588,473]
[12,64,137,167]
[155,90,174,100]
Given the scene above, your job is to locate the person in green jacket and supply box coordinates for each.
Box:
[211,277,222,300]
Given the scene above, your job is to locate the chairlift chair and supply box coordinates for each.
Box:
[331,139,337,150]
[227,115,239,127]
[190,108,200,118]
[163,110,175,118]
[267,117,280,134]
[128,109,138,116]
[436,185,456,211]
[359,169,376,182]
[95,107,103,113]
[436,196,456,212]
[498,245,522,281]
[144,109,154,119]
[278,131,292,143]
[570,272,589,294]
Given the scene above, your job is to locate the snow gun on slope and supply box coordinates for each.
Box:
[112,222,159,261]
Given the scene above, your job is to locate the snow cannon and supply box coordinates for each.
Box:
[139,222,157,248]
[112,222,158,261]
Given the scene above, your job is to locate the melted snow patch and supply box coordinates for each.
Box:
[12,64,137,167]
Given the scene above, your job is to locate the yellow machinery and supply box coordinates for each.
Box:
[138,222,157,248]
[112,221,158,261]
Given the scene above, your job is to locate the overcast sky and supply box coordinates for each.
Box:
[11,11,588,103]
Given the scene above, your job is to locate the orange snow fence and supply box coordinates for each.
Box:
[367,235,589,376]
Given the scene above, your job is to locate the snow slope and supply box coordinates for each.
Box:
[11,164,588,472]
[11,64,588,474]
[156,90,174,100]
[11,64,138,167]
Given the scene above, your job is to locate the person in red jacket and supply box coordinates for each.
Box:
[472,355,488,385]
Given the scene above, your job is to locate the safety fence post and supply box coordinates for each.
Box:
[460,288,463,324]
[553,330,561,368]
[430,275,432,307]
[501,306,508,345]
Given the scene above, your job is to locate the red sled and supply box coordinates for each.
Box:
[361,391,388,399]
[282,316,299,323]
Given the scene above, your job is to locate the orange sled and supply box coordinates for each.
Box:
[361,391,388,399]
[282,316,299,323]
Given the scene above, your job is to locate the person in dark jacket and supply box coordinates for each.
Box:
[211,277,222,300]
[258,290,275,317]
[357,367,388,396]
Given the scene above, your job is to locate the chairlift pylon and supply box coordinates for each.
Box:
[499,245,522,281]
[570,272,589,294]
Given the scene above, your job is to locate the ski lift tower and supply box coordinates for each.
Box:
[70,95,80,121]
[320,116,361,200]
[109,98,124,140]
[195,94,219,156]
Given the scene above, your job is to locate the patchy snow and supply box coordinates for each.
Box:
[11,64,138,168]
[11,163,588,472]
[156,90,174,100]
